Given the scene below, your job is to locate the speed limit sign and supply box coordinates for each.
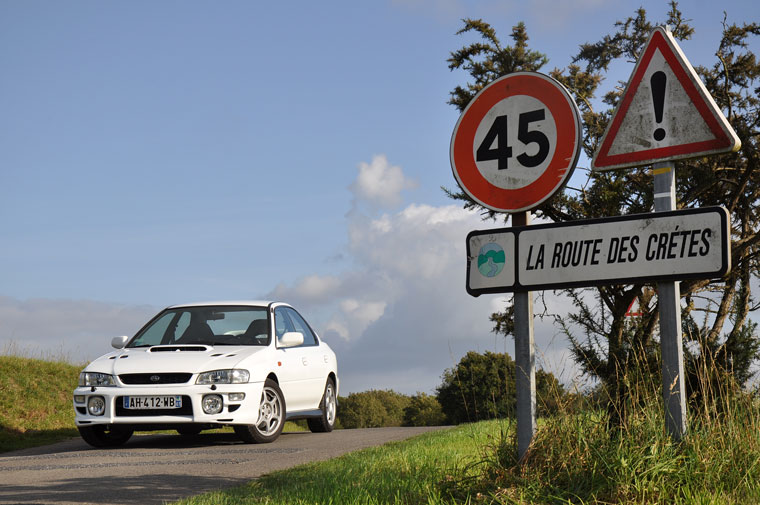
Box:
[450,72,582,213]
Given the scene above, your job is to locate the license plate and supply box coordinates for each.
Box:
[123,395,182,409]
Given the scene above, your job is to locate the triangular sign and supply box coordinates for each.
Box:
[592,26,740,171]
[626,297,643,317]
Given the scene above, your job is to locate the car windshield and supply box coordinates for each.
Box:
[127,306,270,348]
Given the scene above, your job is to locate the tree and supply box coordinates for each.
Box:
[402,393,446,427]
[447,3,760,424]
[337,390,410,429]
[436,351,564,424]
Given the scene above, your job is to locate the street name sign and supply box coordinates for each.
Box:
[592,26,740,171]
[451,72,582,212]
[466,206,730,296]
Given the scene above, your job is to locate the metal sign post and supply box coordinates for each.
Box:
[654,161,687,439]
[590,25,741,441]
[452,72,582,461]
[512,211,536,461]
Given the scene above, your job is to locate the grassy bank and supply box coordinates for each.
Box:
[0,355,82,452]
[170,422,497,505]
[446,392,760,504]
[170,394,760,505]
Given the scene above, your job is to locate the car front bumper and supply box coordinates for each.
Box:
[73,381,264,427]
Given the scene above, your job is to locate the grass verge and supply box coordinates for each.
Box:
[170,422,501,505]
[449,395,760,504]
[170,392,760,505]
[0,355,81,452]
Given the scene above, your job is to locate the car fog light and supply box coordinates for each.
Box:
[202,394,223,414]
[228,393,245,402]
[87,396,106,416]
[74,395,86,404]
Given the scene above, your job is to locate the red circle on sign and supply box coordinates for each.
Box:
[450,72,582,213]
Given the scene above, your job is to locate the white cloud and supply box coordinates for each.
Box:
[349,154,418,209]
[269,275,341,306]
[271,155,580,394]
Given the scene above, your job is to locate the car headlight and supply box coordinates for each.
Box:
[79,372,116,387]
[195,369,250,385]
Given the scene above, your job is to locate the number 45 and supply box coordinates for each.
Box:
[476,109,550,170]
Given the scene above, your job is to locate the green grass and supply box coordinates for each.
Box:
[169,393,760,505]
[170,422,501,505]
[0,355,82,452]
[448,394,760,504]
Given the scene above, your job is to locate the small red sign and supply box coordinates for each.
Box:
[450,72,582,213]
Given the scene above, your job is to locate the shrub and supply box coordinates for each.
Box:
[337,390,410,428]
[403,393,445,426]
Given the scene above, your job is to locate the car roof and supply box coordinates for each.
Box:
[167,300,283,309]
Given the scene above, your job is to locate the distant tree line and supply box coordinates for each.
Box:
[336,350,565,428]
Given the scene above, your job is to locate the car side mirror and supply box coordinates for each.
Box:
[279,331,304,348]
[111,335,129,349]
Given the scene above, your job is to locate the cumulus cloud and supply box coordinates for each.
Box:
[270,155,578,394]
[348,155,418,209]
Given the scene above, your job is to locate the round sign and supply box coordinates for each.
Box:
[450,72,582,213]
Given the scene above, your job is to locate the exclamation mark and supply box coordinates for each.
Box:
[651,71,667,141]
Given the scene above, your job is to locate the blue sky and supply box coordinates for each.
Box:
[2,0,758,394]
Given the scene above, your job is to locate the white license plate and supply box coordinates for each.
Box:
[123,395,182,409]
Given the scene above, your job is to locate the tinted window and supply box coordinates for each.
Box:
[128,306,269,347]
[284,307,318,346]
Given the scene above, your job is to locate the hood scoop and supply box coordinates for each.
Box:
[149,345,210,352]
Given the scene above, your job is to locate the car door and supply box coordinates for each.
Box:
[273,307,325,413]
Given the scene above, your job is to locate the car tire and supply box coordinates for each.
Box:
[234,378,285,444]
[307,378,337,433]
[78,425,133,448]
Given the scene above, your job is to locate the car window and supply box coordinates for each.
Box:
[128,306,269,347]
[173,312,191,342]
[129,312,175,347]
[283,307,318,346]
[274,308,295,340]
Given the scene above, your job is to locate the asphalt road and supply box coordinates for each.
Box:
[0,427,445,505]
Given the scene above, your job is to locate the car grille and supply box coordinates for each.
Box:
[119,373,192,385]
[115,396,193,417]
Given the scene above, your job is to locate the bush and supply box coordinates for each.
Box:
[436,351,565,425]
[403,393,445,427]
[337,390,410,428]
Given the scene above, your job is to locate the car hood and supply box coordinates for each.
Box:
[86,345,266,375]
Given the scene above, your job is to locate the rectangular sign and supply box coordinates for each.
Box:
[467,230,517,294]
[467,207,730,296]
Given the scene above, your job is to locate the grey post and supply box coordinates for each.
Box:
[512,211,536,460]
[653,161,687,440]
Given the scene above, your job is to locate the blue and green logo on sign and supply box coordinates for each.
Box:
[477,243,505,278]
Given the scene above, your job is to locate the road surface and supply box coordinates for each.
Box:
[0,427,445,505]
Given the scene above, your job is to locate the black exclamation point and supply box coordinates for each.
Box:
[651,71,667,141]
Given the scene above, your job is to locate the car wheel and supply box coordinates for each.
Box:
[78,425,133,448]
[307,378,337,433]
[177,425,203,436]
[234,378,285,444]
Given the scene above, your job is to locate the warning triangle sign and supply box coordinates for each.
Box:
[626,297,644,317]
[592,26,740,171]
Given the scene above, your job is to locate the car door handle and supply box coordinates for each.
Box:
[302,357,308,366]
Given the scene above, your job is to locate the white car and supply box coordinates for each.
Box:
[73,301,338,447]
